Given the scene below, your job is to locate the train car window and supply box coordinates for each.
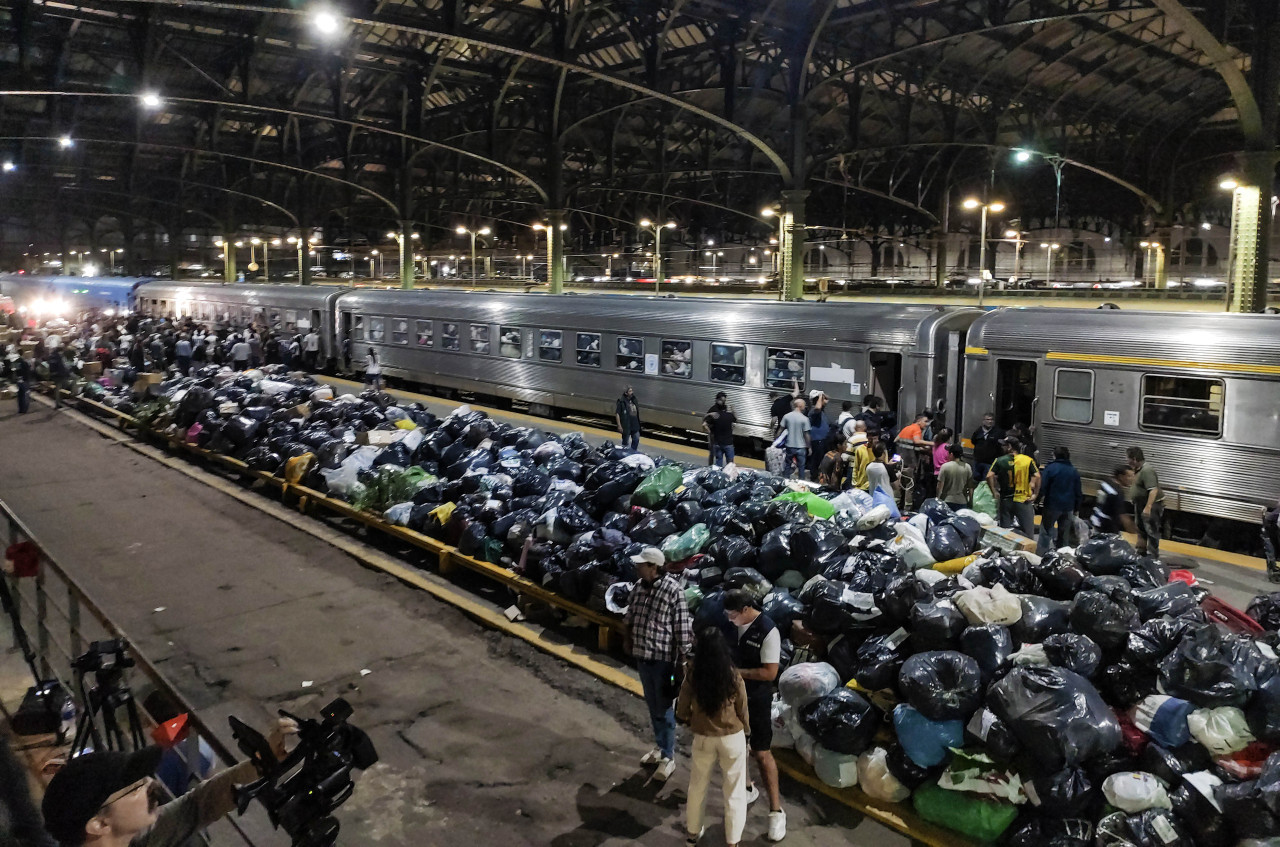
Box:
[499,326,522,358]
[216,304,228,323]
[352,315,365,341]
[284,310,297,331]
[617,336,643,372]
[710,343,746,385]
[995,359,1037,430]
[576,332,602,367]
[766,347,805,390]
[870,352,902,412]
[415,320,433,347]
[269,309,281,328]
[1053,369,1094,424]
[1140,375,1223,436]
[469,323,490,354]
[368,317,386,344]
[391,318,410,345]
[441,322,460,350]
[661,339,693,378]
[539,330,563,362]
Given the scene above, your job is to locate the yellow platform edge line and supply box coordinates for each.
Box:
[322,375,768,469]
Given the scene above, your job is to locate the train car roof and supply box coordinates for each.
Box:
[139,281,347,307]
[333,288,975,349]
[969,306,1280,367]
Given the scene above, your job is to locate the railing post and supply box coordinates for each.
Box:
[35,563,52,679]
[68,585,83,659]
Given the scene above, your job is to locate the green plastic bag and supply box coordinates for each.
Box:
[684,586,704,612]
[661,523,711,562]
[632,464,683,508]
[771,490,836,519]
[912,781,1018,842]
[972,482,999,522]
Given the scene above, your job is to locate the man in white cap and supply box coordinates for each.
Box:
[623,546,693,782]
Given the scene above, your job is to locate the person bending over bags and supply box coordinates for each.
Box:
[41,717,296,847]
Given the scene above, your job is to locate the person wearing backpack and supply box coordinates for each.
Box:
[806,390,832,481]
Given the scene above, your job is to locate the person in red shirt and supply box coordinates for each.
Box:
[896,410,935,508]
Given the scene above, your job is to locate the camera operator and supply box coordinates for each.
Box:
[41,718,296,847]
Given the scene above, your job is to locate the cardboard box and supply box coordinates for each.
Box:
[981,525,1037,554]
[81,361,103,378]
[132,372,164,395]
[357,429,406,446]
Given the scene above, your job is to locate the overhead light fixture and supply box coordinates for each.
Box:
[962,198,980,210]
[58,136,73,149]
[140,92,163,109]
[312,9,341,37]
[1219,178,1239,191]
[1,161,14,172]
[1014,150,1033,163]
[989,202,1006,213]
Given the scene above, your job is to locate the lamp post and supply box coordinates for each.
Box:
[638,218,677,293]
[1041,242,1061,285]
[455,225,491,288]
[704,250,724,279]
[248,237,261,279]
[961,198,1007,306]
[367,253,376,280]
[1004,230,1025,286]
[1013,148,1066,239]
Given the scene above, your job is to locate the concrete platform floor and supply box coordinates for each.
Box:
[0,400,904,847]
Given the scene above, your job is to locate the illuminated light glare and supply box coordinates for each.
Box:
[312,9,341,36]
[1220,179,1239,191]
[962,198,981,210]
[2,161,14,172]
[455,226,467,235]
[1004,230,1019,239]
[58,136,73,149]
[140,92,162,109]
[1014,150,1033,163]
[1201,222,1212,231]
[989,202,1006,213]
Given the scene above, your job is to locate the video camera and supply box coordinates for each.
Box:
[70,639,134,674]
[229,698,378,847]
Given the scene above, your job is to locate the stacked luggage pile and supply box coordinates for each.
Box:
[79,366,1280,846]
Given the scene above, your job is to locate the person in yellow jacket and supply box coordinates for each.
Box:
[849,431,874,490]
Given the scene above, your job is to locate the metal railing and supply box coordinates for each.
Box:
[0,498,261,846]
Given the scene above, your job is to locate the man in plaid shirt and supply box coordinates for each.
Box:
[624,546,693,781]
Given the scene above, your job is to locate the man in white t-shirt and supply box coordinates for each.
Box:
[724,590,786,842]
[303,330,321,370]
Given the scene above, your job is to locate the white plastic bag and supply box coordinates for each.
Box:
[813,745,859,789]
[777,662,841,709]
[320,463,365,500]
[401,428,424,453]
[956,507,995,527]
[343,445,381,472]
[258,378,293,396]
[1188,706,1256,756]
[795,731,817,766]
[1009,644,1050,666]
[830,489,873,516]
[311,386,334,402]
[891,522,936,569]
[620,452,655,471]
[954,584,1024,626]
[770,697,795,749]
[857,748,911,803]
[856,504,891,529]
[1102,772,1172,813]
[383,502,414,526]
[908,512,931,537]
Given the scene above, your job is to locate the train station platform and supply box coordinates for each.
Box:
[0,396,915,847]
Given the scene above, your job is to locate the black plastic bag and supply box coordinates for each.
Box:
[961,624,1014,682]
[1169,781,1233,847]
[824,633,861,686]
[1028,767,1098,819]
[1004,818,1094,847]
[918,498,955,524]
[373,442,412,469]
[1119,557,1171,591]
[925,524,969,562]
[1069,590,1141,653]
[762,590,806,634]
[1124,617,1200,666]
[756,525,797,579]
[243,446,283,473]
[806,581,880,635]
[975,554,1041,594]
[1097,809,1193,847]
[964,706,1020,763]
[798,688,880,755]
[1032,553,1089,600]
[457,522,488,558]
[1249,592,1280,632]
[671,500,705,532]
[1135,742,1212,786]
[909,599,967,650]
[630,510,677,545]
[1042,633,1103,678]
[1010,595,1071,643]
[986,665,1122,774]
[884,742,936,789]
[722,567,772,600]
[1157,623,1269,707]
[1096,661,1158,709]
[1081,574,1132,595]
[945,516,982,552]
[853,630,910,691]
[1215,779,1280,840]
[694,468,730,491]
[705,536,756,573]
[880,573,933,625]
[512,468,551,497]
[897,650,982,721]
[223,414,260,447]
[791,522,847,577]
[1133,582,1198,620]
[1248,672,1280,742]
[1076,533,1137,575]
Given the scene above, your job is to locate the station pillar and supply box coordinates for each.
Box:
[223,237,237,284]
[399,220,415,290]
[1226,152,1275,313]
[780,189,809,301]
[547,209,566,294]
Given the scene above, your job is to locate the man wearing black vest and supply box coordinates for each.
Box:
[723,590,786,842]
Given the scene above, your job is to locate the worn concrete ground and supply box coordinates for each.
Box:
[0,401,905,847]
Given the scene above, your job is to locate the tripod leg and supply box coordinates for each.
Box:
[123,697,147,751]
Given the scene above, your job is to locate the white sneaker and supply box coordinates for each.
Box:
[685,827,704,846]
[767,809,786,842]
[654,757,676,782]
[744,784,760,805]
[640,748,664,765]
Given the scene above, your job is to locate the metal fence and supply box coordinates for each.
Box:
[0,498,261,846]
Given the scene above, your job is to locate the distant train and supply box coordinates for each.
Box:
[136,281,1280,527]
[0,274,143,315]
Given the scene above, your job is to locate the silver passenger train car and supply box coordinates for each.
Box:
[963,308,1280,524]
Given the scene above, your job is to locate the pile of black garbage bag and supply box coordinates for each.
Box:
[82,366,1280,846]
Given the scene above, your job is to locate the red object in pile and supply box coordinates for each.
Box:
[151,713,191,748]
[4,541,39,578]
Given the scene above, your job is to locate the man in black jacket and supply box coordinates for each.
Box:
[969,411,1005,482]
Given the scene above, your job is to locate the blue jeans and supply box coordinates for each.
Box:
[621,429,640,451]
[711,442,734,466]
[1038,507,1074,554]
[785,447,807,480]
[636,659,676,759]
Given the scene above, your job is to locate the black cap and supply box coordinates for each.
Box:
[714,391,727,399]
[43,746,163,844]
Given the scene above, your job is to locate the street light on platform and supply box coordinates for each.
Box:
[961,198,1006,306]
[456,225,490,289]
[638,218,677,293]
